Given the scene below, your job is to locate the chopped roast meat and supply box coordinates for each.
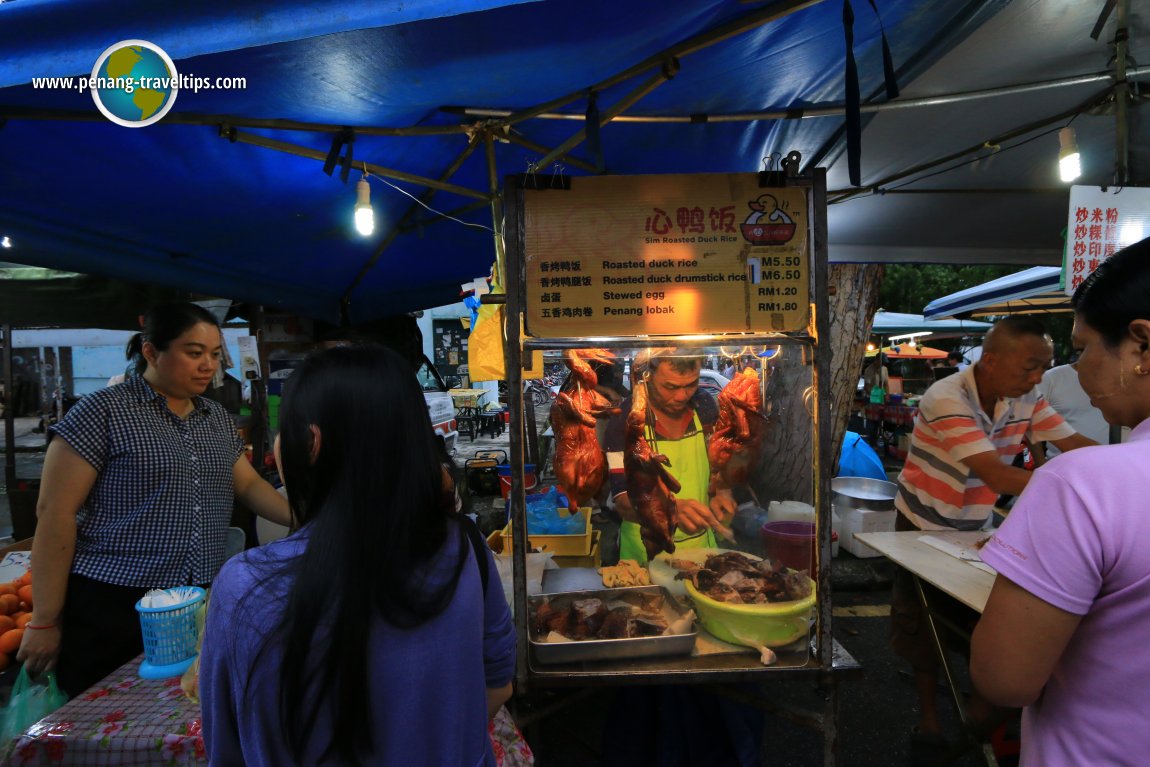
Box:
[718,570,745,587]
[628,616,669,637]
[669,551,813,604]
[600,608,632,639]
[530,590,685,643]
[569,598,608,639]
[531,601,571,636]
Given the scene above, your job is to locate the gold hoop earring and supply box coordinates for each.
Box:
[1136,364,1148,377]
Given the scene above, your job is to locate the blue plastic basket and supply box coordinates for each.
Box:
[135,586,206,679]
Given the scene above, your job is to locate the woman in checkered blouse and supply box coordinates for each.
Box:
[16,302,291,696]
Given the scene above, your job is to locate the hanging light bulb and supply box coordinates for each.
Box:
[865,341,876,352]
[1058,127,1081,183]
[354,175,374,236]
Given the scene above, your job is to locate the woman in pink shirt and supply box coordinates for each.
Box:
[972,235,1150,766]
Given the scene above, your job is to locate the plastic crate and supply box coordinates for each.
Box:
[499,507,592,556]
[487,528,601,568]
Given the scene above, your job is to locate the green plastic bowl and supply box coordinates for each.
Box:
[684,575,816,649]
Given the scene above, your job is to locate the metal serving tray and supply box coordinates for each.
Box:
[529,585,697,665]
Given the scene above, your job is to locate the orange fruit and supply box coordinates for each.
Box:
[0,595,18,615]
[13,613,31,629]
[0,584,15,596]
[15,572,31,587]
[16,586,32,610]
[0,616,15,634]
[0,628,24,654]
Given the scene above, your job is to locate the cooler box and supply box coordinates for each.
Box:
[837,507,896,558]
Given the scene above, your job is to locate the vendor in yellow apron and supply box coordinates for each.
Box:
[618,411,717,564]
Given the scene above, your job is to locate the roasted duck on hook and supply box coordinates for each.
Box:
[708,368,765,496]
[552,348,618,511]
[624,379,681,559]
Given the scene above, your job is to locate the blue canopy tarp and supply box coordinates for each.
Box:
[923,266,1066,319]
[0,1,1144,322]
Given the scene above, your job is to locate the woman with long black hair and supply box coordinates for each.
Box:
[201,344,514,765]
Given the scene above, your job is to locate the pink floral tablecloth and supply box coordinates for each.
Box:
[2,655,533,766]
[1,656,203,766]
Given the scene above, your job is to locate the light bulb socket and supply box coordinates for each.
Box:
[354,177,374,235]
[1058,127,1078,159]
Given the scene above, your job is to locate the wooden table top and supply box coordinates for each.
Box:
[854,530,997,613]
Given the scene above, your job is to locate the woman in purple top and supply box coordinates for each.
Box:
[972,236,1150,766]
[201,345,515,765]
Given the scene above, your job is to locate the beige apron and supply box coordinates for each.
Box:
[619,412,717,564]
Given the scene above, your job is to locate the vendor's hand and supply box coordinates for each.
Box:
[709,489,738,526]
[17,624,61,678]
[675,498,735,543]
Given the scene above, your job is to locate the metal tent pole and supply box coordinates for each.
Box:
[2,325,15,500]
[1113,0,1130,185]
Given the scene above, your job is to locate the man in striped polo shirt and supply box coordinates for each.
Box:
[890,316,1097,755]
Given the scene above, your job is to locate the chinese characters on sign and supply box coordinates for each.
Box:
[1063,186,1150,295]
[523,173,810,337]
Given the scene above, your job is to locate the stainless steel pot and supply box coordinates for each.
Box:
[831,476,897,511]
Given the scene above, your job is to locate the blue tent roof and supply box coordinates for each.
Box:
[0,1,1144,322]
[923,266,1066,319]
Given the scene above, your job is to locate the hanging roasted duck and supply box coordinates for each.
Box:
[708,368,766,497]
[551,348,618,511]
[624,379,681,559]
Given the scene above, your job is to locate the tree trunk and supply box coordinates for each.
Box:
[825,264,886,470]
[751,264,885,505]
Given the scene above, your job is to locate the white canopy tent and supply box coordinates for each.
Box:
[871,311,992,337]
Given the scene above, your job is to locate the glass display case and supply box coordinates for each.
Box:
[499,169,835,687]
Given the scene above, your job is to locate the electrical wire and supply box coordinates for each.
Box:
[368,173,495,233]
[881,123,1071,193]
[835,116,1079,203]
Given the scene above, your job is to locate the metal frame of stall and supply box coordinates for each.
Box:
[498,167,859,765]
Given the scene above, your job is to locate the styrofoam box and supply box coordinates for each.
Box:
[837,506,896,558]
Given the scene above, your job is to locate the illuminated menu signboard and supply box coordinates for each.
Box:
[523,173,809,337]
[1063,185,1150,295]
